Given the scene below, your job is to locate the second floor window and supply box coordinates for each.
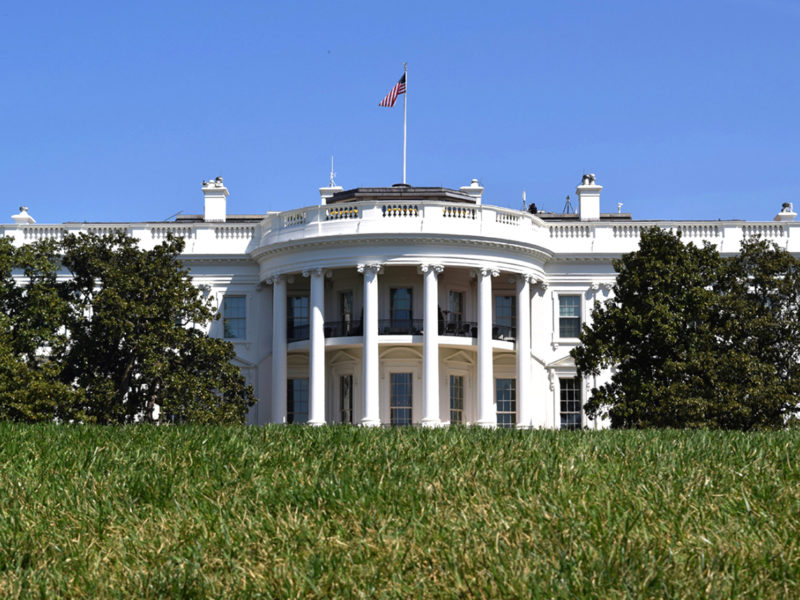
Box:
[559,295,581,338]
[222,295,246,339]
[448,291,464,323]
[288,295,309,341]
[390,288,412,326]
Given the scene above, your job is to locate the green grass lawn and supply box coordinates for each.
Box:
[0,425,798,598]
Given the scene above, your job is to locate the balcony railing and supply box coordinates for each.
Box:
[324,321,363,337]
[492,325,516,341]
[290,319,514,342]
[441,320,477,338]
[378,319,424,335]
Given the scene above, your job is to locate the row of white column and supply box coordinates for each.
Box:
[268,265,535,427]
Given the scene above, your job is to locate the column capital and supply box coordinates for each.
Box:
[600,282,613,292]
[473,266,500,279]
[265,273,286,285]
[417,263,444,275]
[302,268,325,278]
[357,263,383,275]
[589,281,600,291]
[516,272,536,284]
[534,278,549,291]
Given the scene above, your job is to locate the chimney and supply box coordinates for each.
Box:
[460,178,484,205]
[11,206,35,224]
[202,177,228,222]
[319,183,343,205]
[576,174,602,221]
[775,202,797,222]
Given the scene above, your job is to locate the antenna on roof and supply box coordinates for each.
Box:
[329,155,336,187]
[521,189,527,211]
[563,195,574,214]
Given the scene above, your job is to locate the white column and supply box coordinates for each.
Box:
[516,274,533,428]
[420,264,443,426]
[358,264,381,426]
[307,268,326,425]
[270,275,287,424]
[476,267,498,427]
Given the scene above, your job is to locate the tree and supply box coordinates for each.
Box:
[573,228,800,429]
[708,237,800,429]
[55,232,254,424]
[573,228,721,428]
[0,237,85,422]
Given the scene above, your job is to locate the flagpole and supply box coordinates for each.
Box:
[403,62,407,184]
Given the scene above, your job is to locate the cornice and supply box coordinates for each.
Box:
[250,233,554,264]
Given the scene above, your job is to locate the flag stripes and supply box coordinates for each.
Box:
[378,73,406,107]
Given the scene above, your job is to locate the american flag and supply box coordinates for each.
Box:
[378,73,406,107]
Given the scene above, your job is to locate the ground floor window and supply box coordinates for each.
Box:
[450,375,464,424]
[340,374,353,424]
[560,377,582,430]
[287,378,308,424]
[496,378,516,428]
[390,372,413,426]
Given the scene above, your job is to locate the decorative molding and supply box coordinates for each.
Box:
[418,263,444,275]
[302,268,324,278]
[356,263,383,275]
[548,369,555,391]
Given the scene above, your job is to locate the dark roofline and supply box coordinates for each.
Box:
[328,185,477,204]
[536,213,633,221]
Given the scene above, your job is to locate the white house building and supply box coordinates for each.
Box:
[3,176,797,428]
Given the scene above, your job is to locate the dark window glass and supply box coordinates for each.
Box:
[340,374,353,424]
[391,288,413,327]
[390,372,413,426]
[496,378,516,428]
[287,378,309,424]
[559,295,581,338]
[448,291,464,323]
[288,296,309,340]
[560,377,582,430]
[222,296,246,339]
[450,375,464,424]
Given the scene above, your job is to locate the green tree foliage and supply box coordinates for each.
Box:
[0,233,254,424]
[573,227,800,429]
[56,232,255,424]
[0,238,85,422]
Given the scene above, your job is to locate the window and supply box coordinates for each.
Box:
[559,295,581,338]
[390,372,413,426]
[287,378,308,424]
[340,291,354,335]
[450,375,464,424]
[448,291,464,324]
[496,378,516,428]
[222,296,246,339]
[495,296,516,339]
[288,295,309,341]
[390,288,412,328]
[340,374,353,424]
[560,377,582,430]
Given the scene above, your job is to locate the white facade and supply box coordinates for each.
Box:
[3,177,797,428]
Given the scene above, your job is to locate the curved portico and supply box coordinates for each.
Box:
[253,185,551,427]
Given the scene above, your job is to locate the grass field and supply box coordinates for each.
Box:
[0,425,799,598]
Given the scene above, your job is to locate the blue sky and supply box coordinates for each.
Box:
[2,0,798,224]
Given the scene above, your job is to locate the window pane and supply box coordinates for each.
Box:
[559,377,582,430]
[391,372,413,426]
[340,374,353,424]
[222,296,246,339]
[559,295,581,338]
[496,378,516,428]
[450,375,464,424]
[448,291,463,323]
[287,378,309,424]
[391,288,412,323]
[495,296,516,328]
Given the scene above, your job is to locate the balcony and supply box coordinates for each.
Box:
[378,319,424,335]
[291,318,514,342]
[324,320,363,337]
